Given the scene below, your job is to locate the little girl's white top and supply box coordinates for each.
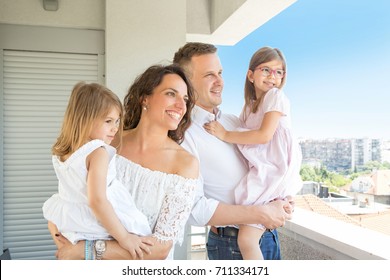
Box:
[42,139,152,244]
[235,88,303,211]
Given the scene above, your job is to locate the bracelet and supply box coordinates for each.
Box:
[85,240,90,260]
[91,241,96,260]
[85,240,94,260]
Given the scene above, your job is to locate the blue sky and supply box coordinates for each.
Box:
[217,0,390,140]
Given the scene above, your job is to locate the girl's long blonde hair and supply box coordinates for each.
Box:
[52,82,123,158]
[243,47,287,120]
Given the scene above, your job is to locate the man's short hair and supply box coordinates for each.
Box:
[173,42,217,67]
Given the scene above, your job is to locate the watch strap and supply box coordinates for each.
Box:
[95,240,106,260]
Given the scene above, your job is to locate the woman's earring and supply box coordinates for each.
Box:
[142,105,148,111]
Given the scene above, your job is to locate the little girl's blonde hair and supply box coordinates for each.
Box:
[52,82,123,158]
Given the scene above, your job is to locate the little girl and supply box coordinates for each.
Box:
[43,82,152,259]
[204,47,302,259]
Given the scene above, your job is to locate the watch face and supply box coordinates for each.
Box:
[95,241,106,251]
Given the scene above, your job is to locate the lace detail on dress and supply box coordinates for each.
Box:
[152,176,196,245]
[115,155,198,245]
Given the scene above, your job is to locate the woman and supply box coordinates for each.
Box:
[49,64,199,259]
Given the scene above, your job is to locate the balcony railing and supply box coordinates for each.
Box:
[278,208,390,260]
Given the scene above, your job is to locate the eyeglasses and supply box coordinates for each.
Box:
[254,67,285,79]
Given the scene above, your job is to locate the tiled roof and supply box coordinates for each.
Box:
[351,211,390,236]
[295,194,390,236]
[294,194,360,226]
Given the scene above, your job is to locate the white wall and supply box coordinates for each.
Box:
[105,0,186,98]
[0,0,187,99]
[0,0,104,29]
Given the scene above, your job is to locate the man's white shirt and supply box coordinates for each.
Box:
[181,105,249,226]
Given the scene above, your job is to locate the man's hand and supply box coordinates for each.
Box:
[258,199,292,230]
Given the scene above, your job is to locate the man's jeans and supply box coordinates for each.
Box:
[206,228,281,260]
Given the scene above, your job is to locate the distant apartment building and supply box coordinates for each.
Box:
[300,138,383,172]
[382,140,390,163]
[353,138,382,167]
[372,139,383,162]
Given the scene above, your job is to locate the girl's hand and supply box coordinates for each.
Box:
[203,121,227,140]
[119,233,153,259]
[141,236,155,247]
[283,196,295,215]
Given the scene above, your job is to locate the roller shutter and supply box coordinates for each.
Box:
[2,50,100,259]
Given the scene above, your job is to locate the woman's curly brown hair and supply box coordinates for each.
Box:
[123,64,195,144]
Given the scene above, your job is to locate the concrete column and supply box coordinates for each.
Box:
[105,0,187,100]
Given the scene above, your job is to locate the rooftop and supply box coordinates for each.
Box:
[294,194,390,236]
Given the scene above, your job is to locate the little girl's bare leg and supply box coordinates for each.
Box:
[237,225,265,260]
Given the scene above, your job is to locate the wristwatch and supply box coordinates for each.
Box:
[94,240,106,260]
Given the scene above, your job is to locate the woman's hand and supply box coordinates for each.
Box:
[48,222,83,259]
[54,233,84,260]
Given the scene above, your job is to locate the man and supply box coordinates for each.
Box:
[173,42,292,260]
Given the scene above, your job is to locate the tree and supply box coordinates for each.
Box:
[300,164,351,193]
[382,161,390,169]
[300,165,318,181]
[325,172,350,188]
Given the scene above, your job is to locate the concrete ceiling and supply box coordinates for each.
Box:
[186,0,297,46]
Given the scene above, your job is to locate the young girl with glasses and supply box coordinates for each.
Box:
[43,82,152,259]
[204,47,302,259]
